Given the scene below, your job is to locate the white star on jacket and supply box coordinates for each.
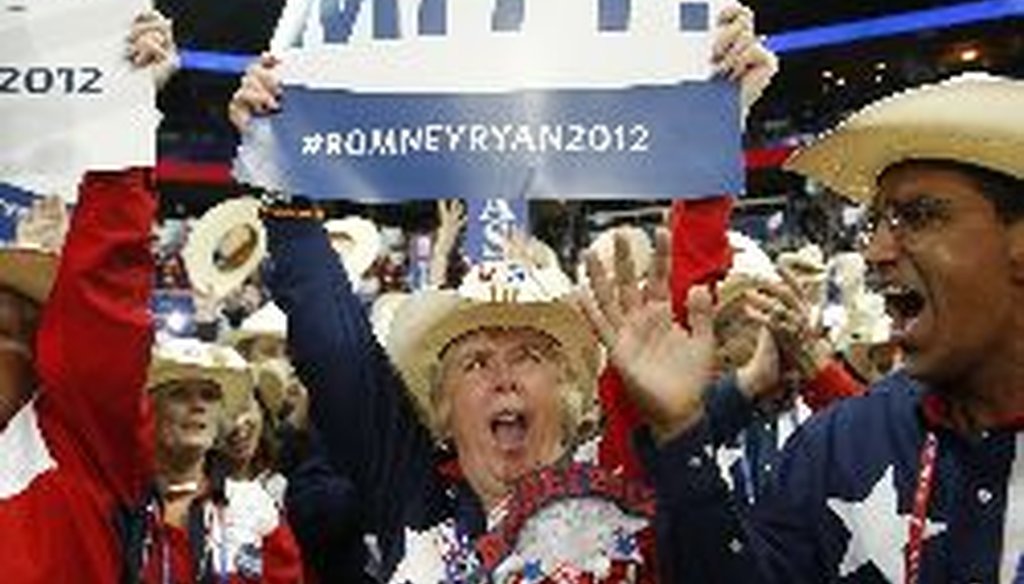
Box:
[827,466,947,582]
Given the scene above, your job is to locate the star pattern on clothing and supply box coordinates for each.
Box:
[827,466,946,582]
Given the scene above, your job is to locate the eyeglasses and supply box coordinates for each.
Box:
[858,196,953,248]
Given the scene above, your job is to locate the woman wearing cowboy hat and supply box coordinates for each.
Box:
[231,3,777,580]
[139,338,304,584]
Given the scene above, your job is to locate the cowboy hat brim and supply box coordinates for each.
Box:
[785,75,1024,204]
[148,361,253,425]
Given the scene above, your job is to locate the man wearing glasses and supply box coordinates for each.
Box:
[580,74,1024,583]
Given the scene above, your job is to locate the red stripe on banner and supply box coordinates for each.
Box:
[744,146,795,170]
[155,147,797,185]
[155,159,233,184]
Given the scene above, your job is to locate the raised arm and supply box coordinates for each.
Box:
[580,227,826,583]
[33,12,176,504]
[232,56,439,523]
[264,214,437,514]
[34,167,156,503]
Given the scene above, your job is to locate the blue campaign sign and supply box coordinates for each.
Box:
[465,198,529,263]
[0,182,37,243]
[239,0,741,201]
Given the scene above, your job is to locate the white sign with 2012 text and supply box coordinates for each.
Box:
[0,0,158,200]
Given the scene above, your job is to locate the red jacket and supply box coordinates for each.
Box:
[0,169,156,583]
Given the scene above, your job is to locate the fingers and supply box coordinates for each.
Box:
[584,248,623,332]
[127,18,172,45]
[711,3,778,118]
[573,288,616,351]
[686,285,715,341]
[130,35,172,68]
[439,199,467,227]
[127,11,174,65]
[714,23,757,80]
[229,58,283,132]
[762,277,806,314]
[746,288,808,342]
[452,200,467,225]
[776,265,809,303]
[743,299,772,329]
[614,232,642,316]
[711,3,754,67]
[644,227,671,303]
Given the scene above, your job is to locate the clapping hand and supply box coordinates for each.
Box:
[578,228,717,443]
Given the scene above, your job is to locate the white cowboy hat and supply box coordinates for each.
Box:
[386,261,600,436]
[182,197,267,301]
[0,246,57,304]
[147,338,253,422]
[324,216,381,280]
[785,73,1024,203]
[228,301,288,349]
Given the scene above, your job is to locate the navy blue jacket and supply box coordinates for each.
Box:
[283,427,377,583]
[644,372,1024,583]
[266,218,488,581]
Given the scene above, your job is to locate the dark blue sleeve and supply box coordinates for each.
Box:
[284,430,371,583]
[703,372,755,448]
[265,218,437,531]
[638,376,829,584]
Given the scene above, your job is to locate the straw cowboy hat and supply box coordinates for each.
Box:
[386,261,601,437]
[147,338,253,423]
[0,246,57,304]
[324,216,382,280]
[785,73,1024,203]
[182,197,267,301]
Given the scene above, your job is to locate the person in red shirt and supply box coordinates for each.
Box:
[140,339,303,584]
[0,13,178,583]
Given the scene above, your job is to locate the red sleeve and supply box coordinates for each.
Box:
[799,359,866,412]
[669,197,734,322]
[597,197,734,479]
[261,519,305,584]
[35,168,156,505]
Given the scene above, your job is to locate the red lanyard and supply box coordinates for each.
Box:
[905,432,938,584]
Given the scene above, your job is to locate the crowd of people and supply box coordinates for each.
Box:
[1,3,1022,583]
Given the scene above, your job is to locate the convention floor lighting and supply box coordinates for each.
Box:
[765,0,1022,53]
[179,0,1023,73]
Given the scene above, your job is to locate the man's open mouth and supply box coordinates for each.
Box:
[882,283,926,338]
